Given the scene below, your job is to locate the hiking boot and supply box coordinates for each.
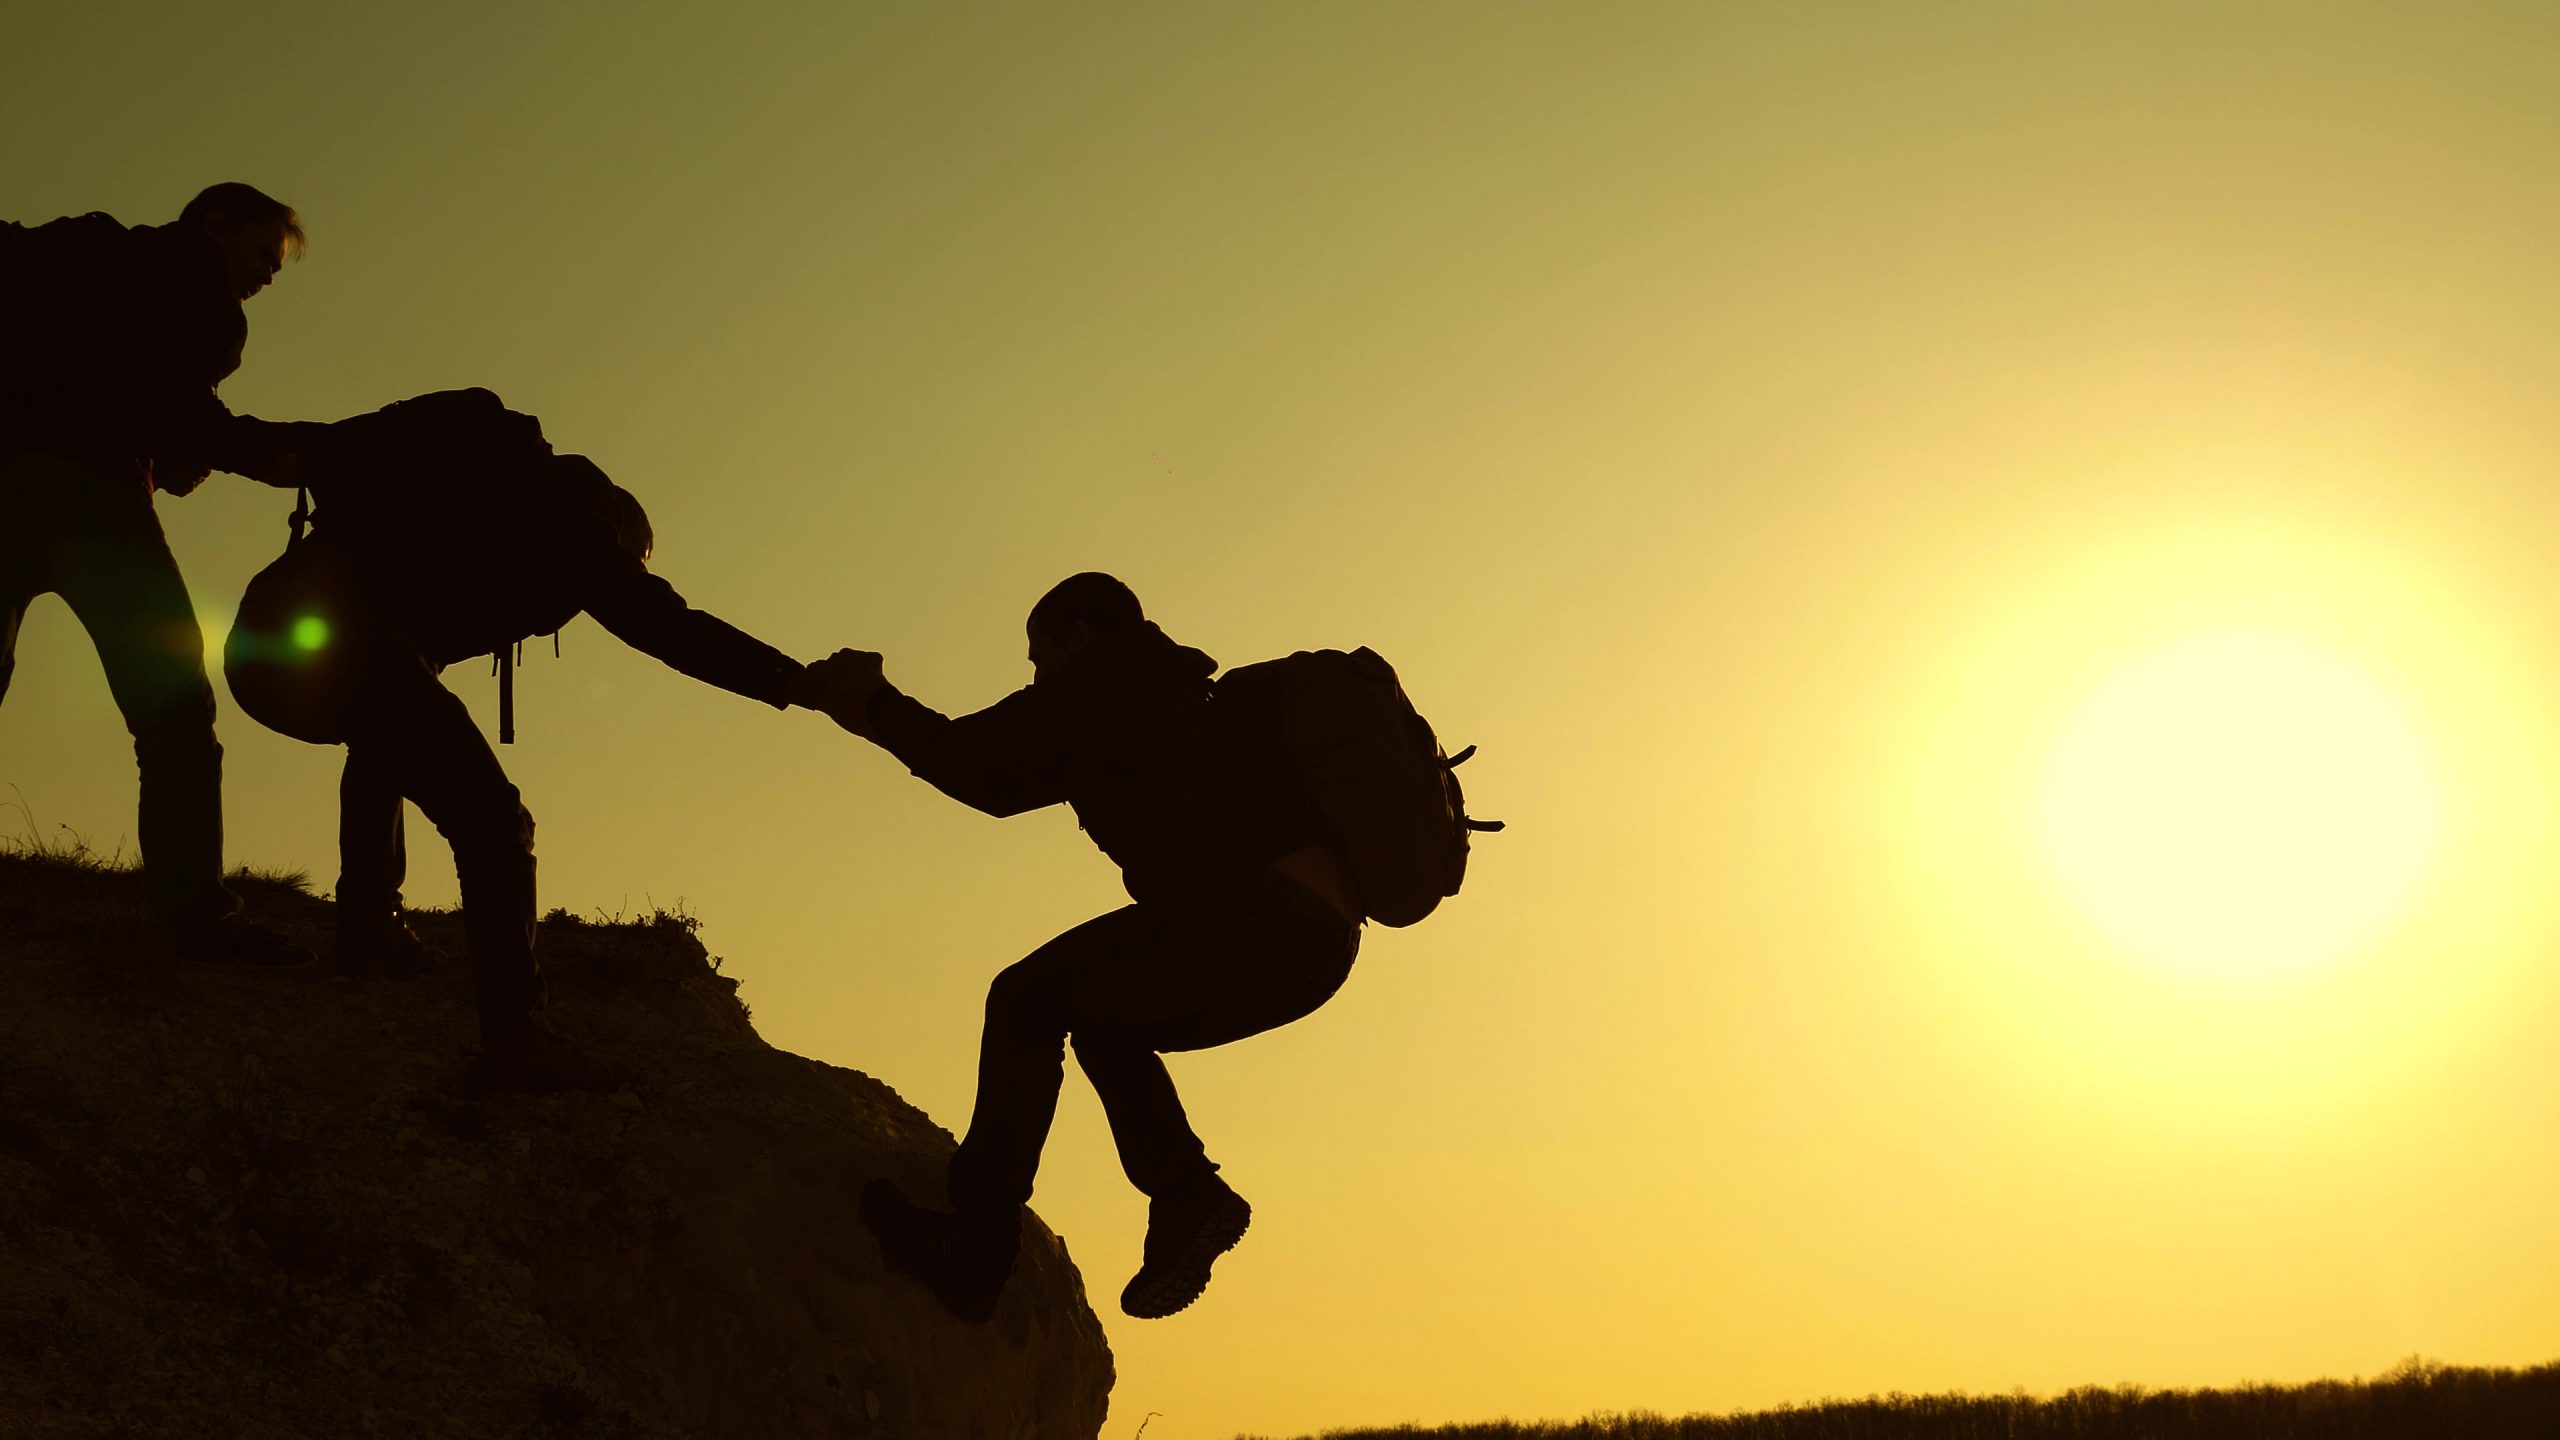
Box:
[860,1178,1020,1324]
[177,914,315,969]
[1121,1176,1251,1319]
[333,915,446,978]
[472,1019,627,1094]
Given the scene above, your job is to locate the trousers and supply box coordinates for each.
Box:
[225,540,543,1031]
[946,874,1359,1215]
[0,452,236,925]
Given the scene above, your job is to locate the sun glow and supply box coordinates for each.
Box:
[2033,628,2446,983]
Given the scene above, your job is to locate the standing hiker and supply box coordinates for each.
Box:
[224,388,808,1090]
[798,572,1367,1321]
[0,182,317,964]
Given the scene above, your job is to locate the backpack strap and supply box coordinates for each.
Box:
[496,645,516,745]
[491,637,559,746]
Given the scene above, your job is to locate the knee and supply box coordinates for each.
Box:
[116,631,217,728]
[985,962,1061,1033]
[129,690,221,767]
[442,787,534,859]
[489,793,534,857]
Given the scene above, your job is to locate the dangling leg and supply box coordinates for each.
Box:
[1065,886,1360,1318]
[868,907,1162,1323]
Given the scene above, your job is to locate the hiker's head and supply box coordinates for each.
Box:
[556,455,654,563]
[180,182,305,301]
[1028,571,1143,679]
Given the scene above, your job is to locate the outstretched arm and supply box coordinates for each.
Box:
[582,547,806,707]
[149,413,325,494]
[800,650,1067,818]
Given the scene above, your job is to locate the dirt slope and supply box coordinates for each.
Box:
[0,853,1113,1439]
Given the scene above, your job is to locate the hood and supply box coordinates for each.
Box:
[1051,621,1217,690]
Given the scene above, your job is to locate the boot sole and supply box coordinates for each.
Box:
[1121,1197,1251,1319]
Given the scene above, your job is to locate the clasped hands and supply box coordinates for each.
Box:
[793,648,889,732]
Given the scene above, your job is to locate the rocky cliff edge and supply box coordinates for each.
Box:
[0,851,1113,1439]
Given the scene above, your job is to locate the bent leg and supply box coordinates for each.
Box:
[1071,894,1357,1199]
[1069,1038,1209,1201]
[948,892,1358,1210]
[341,650,542,1034]
[946,907,1159,1216]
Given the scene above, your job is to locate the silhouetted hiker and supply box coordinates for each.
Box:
[223,388,808,1091]
[799,573,1368,1322]
[0,183,317,965]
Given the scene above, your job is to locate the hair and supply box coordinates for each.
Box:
[180,182,307,259]
[1029,571,1144,643]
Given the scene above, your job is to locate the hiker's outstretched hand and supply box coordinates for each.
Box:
[797,649,889,732]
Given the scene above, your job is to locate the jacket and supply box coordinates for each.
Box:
[0,212,302,486]
[863,624,1328,904]
[301,391,799,709]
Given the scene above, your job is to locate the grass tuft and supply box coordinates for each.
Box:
[1,787,128,872]
[228,864,315,899]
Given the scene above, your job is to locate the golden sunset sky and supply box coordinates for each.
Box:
[8,5,2560,1435]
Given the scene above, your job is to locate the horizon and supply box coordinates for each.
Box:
[8,5,2560,1435]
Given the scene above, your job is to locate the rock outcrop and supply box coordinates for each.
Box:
[0,853,1113,1439]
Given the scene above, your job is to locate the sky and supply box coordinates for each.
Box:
[8,3,2560,1434]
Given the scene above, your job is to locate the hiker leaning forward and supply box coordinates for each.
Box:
[225,389,809,1091]
[798,571,1364,1322]
[0,183,317,964]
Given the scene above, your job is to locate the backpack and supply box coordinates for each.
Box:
[289,387,560,741]
[0,218,30,280]
[1215,647,1502,927]
[296,387,552,547]
[0,213,120,311]
[0,215,136,428]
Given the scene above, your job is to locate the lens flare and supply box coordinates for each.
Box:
[291,615,331,653]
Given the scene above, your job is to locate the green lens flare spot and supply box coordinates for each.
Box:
[290,615,330,652]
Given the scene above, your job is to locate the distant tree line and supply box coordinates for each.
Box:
[1250,1358,2560,1440]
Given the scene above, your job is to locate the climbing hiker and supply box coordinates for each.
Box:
[797,572,1372,1322]
[0,182,319,965]
[224,388,808,1091]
